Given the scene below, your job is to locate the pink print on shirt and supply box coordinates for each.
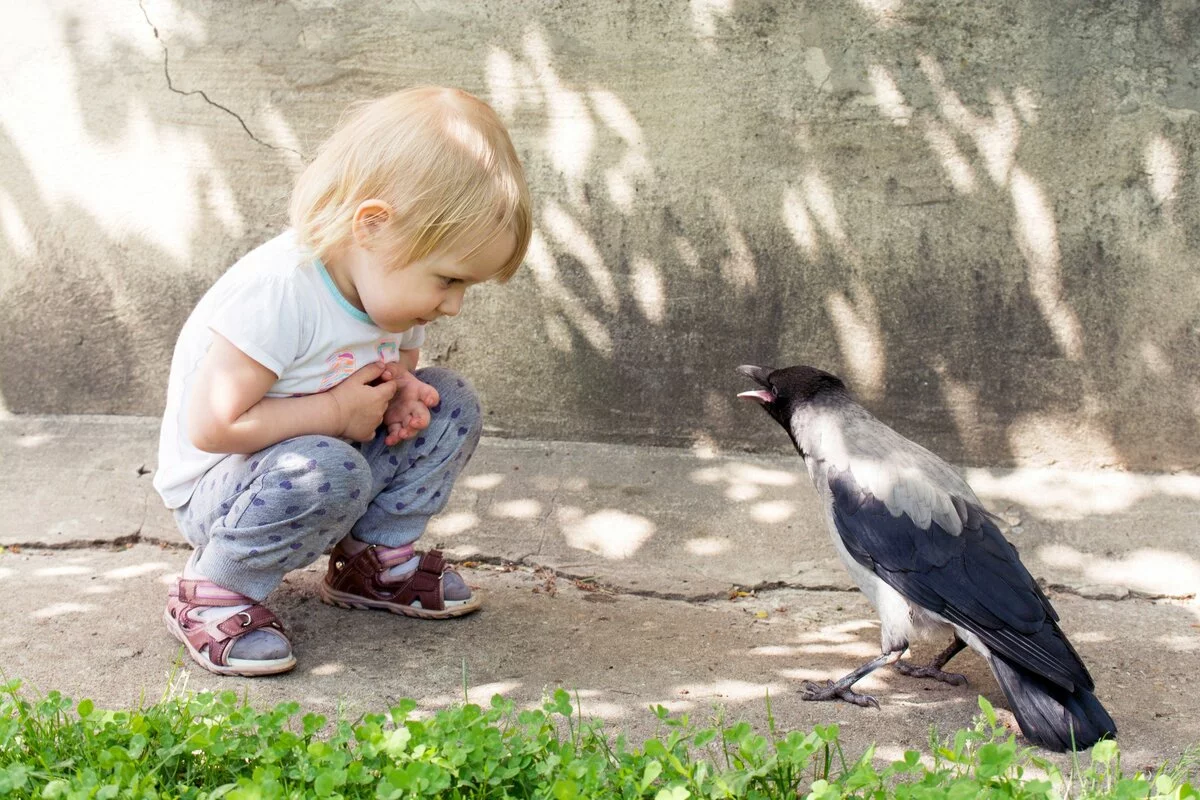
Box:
[318,351,356,391]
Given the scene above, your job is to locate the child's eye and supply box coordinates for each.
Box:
[440,276,459,287]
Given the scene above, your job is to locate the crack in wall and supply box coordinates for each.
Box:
[138,0,302,159]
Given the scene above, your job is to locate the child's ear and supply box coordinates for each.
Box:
[351,200,393,246]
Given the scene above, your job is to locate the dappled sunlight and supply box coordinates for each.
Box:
[588,89,652,214]
[1139,341,1172,376]
[1144,134,1181,210]
[709,190,758,292]
[778,167,887,402]
[567,689,630,722]
[1005,410,1121,469]
[921,119,977,194]
[1009,168,1083,361]
[931,357,984,456]
[0,189,34,257]
[690,0,734,52]
[1038,545,1200,598]
[965,466,1200,519]
[725,483,761,501]
[15,433,55,449]
[521,28,595,202]
[748,640,879,658]
[464,680,523,704]
[867,65,912,127]
[749,500,794,524]
[800,172,848,246]
[525,231,613,355]
[558,508,655,560]
[103,562,172,580]
[490,499,543,520]
[1157,634,1200,653]
[462,473,505,491]
[691,462,798,489]
[685,537,729,556]
[542,202,619,313]
[777,666,891,691]
[885,53,1085,363]
[310,662,344,676]
[670,679,782,703]
[854,0,903,27]
[917,54,1021,186]
[427,511,479,536]
[1072,631,1114,644]
[422,681,523,710]
[33,601,95,619]
[691,460,803,511]
[0,567,13,581]
[795,619,880,644]
[1,4,248,264]
[825,284,885,402]
[35,565,92,577]
[782,186,819,257]
[630,256,665,324]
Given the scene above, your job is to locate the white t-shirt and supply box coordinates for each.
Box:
[154,231,425,509]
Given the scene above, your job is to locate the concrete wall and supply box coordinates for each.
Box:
[1,1,1197,471]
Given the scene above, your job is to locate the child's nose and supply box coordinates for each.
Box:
[439,287,464,316]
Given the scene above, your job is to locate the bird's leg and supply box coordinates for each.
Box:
[801,649,904,709]
[894,636,968,686]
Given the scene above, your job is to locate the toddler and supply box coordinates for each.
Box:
[153,86,531,676]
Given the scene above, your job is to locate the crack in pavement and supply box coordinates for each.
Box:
[5,539,1191,605]
[138,0,302,159]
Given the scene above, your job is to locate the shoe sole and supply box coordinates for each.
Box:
[163,608,297,677]
[317,582,482,619]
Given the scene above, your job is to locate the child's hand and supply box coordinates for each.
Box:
[382,371,441,446]
[328,362,400,442]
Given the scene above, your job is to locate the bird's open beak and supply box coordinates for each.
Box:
[736,364,775,404]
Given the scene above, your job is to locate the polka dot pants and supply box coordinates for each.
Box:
[173,367,483,600]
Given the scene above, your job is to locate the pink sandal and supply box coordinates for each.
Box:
[164,578,296,677]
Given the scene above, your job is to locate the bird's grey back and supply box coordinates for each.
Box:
[792,399,980,534]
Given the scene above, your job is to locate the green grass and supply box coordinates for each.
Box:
[0,677,1196,799]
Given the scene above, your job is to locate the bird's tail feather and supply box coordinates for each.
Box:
[987,653,1116,752]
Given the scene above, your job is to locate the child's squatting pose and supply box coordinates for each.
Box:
[153,87,532,676]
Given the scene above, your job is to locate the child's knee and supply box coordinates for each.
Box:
[272,436,373,506]
[415,368,482,430]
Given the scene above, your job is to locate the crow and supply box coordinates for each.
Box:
[737,363,1116,752]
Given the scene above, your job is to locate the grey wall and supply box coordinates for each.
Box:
[1,1,1197,470]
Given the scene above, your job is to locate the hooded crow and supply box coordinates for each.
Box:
[737,363,1116,752]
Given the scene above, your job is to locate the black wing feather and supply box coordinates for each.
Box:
[828,468,1092,692]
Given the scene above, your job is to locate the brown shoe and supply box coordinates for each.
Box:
[319,541,482,619]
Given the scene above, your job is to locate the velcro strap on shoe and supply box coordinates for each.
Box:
[174,579,254,606]
[215,605,282,638]
[418,550,446,575]
[375,544,417,569]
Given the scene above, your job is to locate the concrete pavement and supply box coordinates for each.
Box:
[2,416,1198,768]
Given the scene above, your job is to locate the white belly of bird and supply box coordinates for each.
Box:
[815,477,954,654]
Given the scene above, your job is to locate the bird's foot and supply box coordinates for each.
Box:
[894,661,967,686]
[800,679,879,709]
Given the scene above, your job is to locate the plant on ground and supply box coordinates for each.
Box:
[1,678,1196,799]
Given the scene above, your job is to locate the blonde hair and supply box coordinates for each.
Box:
[290,86,531,281]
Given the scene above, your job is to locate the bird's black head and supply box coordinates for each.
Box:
[736,364,849,429]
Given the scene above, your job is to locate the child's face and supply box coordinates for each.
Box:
[356,228,517,334]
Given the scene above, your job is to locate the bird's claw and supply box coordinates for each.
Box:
[894,662,968,686]
[800,679,880,709]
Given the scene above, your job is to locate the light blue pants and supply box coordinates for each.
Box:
[174,367,482,600]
